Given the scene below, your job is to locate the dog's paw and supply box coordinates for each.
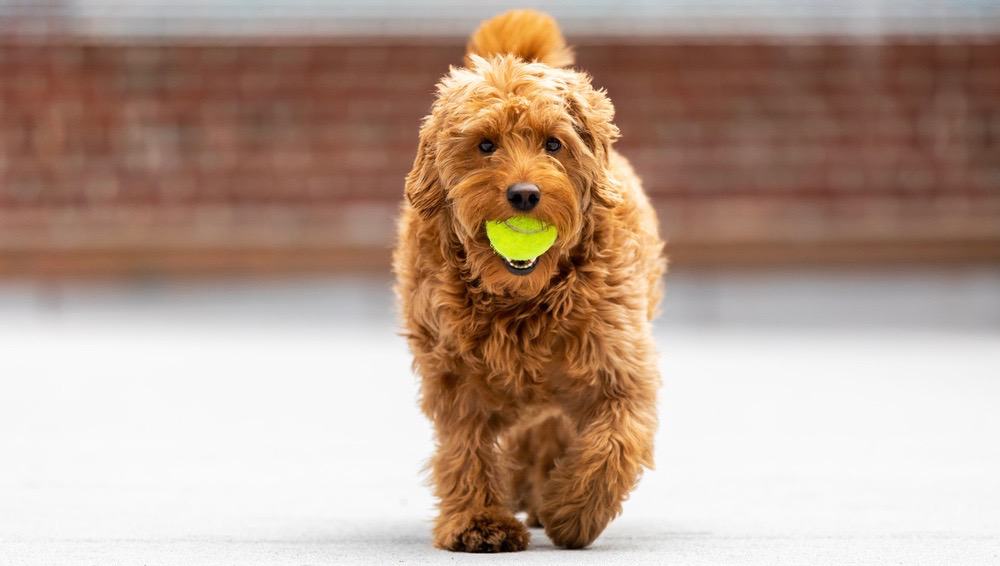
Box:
[434,510,530,552]
[538,502,610,549]
[524,511,543,528]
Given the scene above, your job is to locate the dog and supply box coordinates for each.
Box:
[393,9,666,552]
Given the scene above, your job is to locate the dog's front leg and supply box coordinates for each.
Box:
[539,364,658,549]
[427,392,529,552]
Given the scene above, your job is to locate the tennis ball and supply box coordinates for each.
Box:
[485,216,558,261]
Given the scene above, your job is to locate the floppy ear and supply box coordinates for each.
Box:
[404,120,444,218]
[567,85,623,207]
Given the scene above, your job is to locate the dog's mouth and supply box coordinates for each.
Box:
[500,256,539,276]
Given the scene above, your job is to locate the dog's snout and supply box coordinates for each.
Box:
[506,183,541,212]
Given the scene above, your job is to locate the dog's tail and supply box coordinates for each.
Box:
[466,10,574,68]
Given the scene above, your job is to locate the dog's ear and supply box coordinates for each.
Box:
[405,122,444,218]
[567,83,623,208]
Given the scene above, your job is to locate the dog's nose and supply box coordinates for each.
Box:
[506,183,540,212]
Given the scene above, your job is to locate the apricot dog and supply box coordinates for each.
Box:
[393,10,666,552]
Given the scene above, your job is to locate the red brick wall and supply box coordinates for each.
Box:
[1,38,999,276]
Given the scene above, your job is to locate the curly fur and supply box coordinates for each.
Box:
[393,9,666,552]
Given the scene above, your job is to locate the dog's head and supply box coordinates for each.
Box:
[406,53,621,298]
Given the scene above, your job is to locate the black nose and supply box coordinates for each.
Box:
[506,182,540,211]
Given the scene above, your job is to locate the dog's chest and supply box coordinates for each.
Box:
[471,313,575,400]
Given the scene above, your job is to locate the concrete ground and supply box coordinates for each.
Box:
[1,269,998,565]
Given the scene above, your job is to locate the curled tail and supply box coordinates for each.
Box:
[466,9,574,68]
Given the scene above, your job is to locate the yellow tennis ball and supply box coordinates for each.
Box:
[485,216,558,261]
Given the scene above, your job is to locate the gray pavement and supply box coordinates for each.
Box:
[1,269,998,564]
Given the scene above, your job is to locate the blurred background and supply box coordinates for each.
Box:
[1,0,999,276]
[1,2,999,564]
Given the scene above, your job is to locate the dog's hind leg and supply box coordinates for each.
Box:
[505,408,573,528]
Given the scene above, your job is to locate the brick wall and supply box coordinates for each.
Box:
[1,38,998,277]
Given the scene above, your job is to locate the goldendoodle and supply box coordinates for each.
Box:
[393,9,666,552]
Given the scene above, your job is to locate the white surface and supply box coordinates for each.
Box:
[1,277,999,564]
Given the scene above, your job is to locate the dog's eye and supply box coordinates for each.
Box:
[478,139,496,154]
[545,138,562,153]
